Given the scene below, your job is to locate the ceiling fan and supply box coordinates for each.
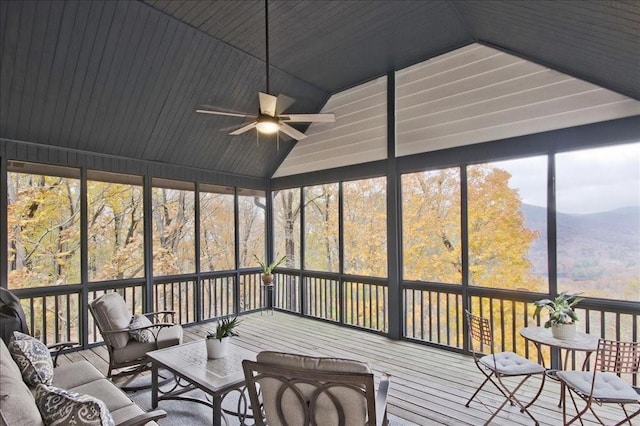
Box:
[196,0,334,141]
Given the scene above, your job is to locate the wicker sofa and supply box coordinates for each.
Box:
[0,337,165,426]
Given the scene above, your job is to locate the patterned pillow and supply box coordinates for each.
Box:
[128,314,154,342]
[8,331,54,386]
[35,384,115,426]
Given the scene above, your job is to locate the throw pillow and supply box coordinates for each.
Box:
[35,384,115,426]
[128,314,154,342]
[8,331,54,386]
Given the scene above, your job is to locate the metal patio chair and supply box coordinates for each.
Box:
[242,351,390,426]
[89,292,183,390]
[557,338,640,425]
[465,310,546,425]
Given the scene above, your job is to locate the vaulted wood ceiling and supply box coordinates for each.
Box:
[1,1,638,179]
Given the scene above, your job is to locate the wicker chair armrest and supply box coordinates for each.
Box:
[375,373,391,426]
[116,409,167,426]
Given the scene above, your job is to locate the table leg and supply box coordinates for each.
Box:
[151,361,158,409]
[213,394,222,426]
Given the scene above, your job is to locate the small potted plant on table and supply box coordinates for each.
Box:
[254,254,287,285]
[206,316,241,359]
[533,292,584,340]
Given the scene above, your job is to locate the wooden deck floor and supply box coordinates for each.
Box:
[60,311,627,425]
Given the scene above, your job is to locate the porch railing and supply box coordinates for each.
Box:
[7,271,638,386]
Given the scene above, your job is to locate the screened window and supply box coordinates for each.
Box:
[556,143,639,301]
[87,171,144,281]
[304,184,339,272]
[273,188,300,269]
[467,157,547,292]
[200,184,235,271]
[343,177,387,277]
[238,188,266,269]
[402,168,461,284]
[7,163,81,288]
[151,179,195,276]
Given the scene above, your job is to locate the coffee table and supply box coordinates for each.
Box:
[148,339,257,426]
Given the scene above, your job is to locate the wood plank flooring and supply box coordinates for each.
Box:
[59,311,627,425]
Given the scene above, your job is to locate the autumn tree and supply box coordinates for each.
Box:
[87,181,144,281]
[200,190,235,271]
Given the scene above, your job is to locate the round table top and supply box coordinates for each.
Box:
[520,326,599,351]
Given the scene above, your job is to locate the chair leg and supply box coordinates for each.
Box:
[563,388,594,426]
[494,375,539,426]
[614,404,640,426]
[466,374,492,407]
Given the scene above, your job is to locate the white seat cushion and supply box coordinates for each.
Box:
[557,371,640,402]
[480,352,545,376]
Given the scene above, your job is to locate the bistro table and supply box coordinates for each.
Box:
[520,326,600,407]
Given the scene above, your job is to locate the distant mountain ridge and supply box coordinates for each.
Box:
[521,204,640,282]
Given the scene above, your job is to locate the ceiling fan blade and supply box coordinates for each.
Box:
[275,94,296,115]
[279,123,307,140]
[279,113,335,123]
[229,121,257,135]
[196,106,253,118]
[259,92,278,117]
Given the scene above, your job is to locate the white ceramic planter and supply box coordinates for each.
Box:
[552,323,576,340]
[206,337,230,359]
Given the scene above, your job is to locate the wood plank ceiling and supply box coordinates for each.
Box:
[1,1,638,179]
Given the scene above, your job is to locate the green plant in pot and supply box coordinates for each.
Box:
[205,316,241,359]
[254,254,287,285]
[533,292,584,340]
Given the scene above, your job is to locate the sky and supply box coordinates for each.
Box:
[496,142,640,214]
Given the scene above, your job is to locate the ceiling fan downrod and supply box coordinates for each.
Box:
[264,0,270,95]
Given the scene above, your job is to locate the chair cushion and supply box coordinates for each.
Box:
[479,351,545,376]
[112,324,183,364]
[35,384,115,426]
[557,371,640,402]
[256,352,372,426]
[0,339,44,426]
[128,314,153,343]
[257,351,371,374]
[8,331,54,386]
[156,324,183,349]
[69,379,135,413]
[52,361,104,389]
[90,293,131,349]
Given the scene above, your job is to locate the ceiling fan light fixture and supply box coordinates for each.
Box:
[256,115,280,134]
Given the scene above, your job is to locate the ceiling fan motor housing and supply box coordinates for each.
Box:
[256,114,280,134]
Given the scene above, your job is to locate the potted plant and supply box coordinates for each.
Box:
[254,254,287,285]
[205,316,241,359]
[533,292,584,340]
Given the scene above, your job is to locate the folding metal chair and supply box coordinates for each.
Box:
[465,310,546,425]
[557,338,640,425]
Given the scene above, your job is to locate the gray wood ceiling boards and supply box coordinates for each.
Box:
[1,1,638,179]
